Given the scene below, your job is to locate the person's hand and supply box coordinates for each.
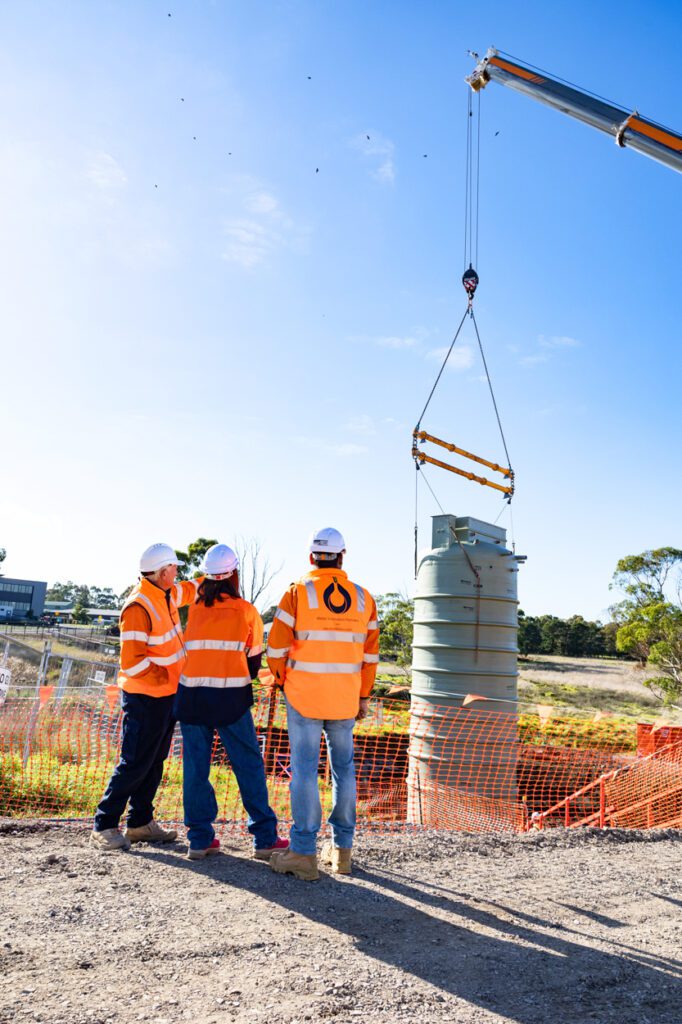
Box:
[356,698,370,721]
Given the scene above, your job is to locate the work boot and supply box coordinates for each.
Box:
[320,841,352,875]
[253,837,289,861]
[90,828,131,852]
[187,838,221,861]
[125,820,177,844]
[270,849,319,881]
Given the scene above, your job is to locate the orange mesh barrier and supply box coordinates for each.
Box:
[1,685,680,834]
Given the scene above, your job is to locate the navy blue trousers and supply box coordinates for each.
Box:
[94,691,176,832]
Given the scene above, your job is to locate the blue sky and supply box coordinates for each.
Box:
[1,1,680,619]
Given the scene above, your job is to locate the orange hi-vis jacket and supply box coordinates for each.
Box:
[181,597,263,690]
[175,597,264,726]
[118,577,200,698]
[266,567,379,720]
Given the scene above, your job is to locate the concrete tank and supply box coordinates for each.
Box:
[407,514,522,825]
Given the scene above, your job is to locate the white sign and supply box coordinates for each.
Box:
[0,667,11,707]
[94,670,106,684]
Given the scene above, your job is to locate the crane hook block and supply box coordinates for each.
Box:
[462,265,479,303]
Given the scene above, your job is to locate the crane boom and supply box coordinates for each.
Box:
[467,48,682,173]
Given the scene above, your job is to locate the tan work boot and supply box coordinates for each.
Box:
[320,841,352,875]
[270,849,319,881]
[90,828,131,852]
[125,820,177,844]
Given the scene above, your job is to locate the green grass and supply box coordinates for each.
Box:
[518,678,663,720]
[0,750,332,822]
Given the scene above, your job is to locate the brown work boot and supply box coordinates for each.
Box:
[90,828,131,852]
[270,849,319,881]
[125,820,177,844]
[320,841,352,875]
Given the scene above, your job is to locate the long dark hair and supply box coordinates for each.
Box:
[197,576,240,608]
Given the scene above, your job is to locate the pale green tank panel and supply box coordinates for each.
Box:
[407,514,523,825]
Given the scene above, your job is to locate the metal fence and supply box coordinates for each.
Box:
[0,633,119,699]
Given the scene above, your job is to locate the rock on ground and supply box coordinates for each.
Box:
[1,821,681,1024]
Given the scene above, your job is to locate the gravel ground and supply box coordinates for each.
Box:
[1,821,681,1024]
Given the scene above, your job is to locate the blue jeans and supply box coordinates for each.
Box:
[181,711,278,852]
[285,697,356,856]
[94,692,175,832]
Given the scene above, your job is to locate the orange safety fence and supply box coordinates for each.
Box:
[1,684,681,834]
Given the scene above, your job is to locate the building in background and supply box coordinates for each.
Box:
[0,578,47,621]
[43,602,120,625]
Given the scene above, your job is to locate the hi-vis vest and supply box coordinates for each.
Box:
[282,573,374,720]
[179,598,263,692]
[118,578,187,696]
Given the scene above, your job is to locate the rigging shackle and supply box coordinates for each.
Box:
[462,264,479,306]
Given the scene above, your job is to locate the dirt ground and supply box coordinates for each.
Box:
[1,822,680,1024]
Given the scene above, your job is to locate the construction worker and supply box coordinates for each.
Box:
[267,528,379,880]
[175,543,288,861]
[91,543,200,851]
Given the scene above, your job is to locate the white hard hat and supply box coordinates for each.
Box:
[204,543,240,579]
[309,527,346,556]
[140,543,179,573]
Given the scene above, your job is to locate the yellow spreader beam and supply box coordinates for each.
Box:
[412,430,514,497]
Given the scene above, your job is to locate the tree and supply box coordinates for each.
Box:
[612,548,682,705]
[176,536,282,612]
[262,605,277,625]
[47,581,80,603]
[175,538,218,581]
[233,536,282,610]
[611,547,682,611]
[377,593,413,676]
[89,587,119,609]
[518,611,542,654]
[0,547,5,576]
[47,581,121,609]
[71,599,90,624]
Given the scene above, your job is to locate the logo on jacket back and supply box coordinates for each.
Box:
[323,579,352,614]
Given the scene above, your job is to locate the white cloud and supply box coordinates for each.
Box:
[344,414,375,435]
[427,345,474,371]
[85,151,127,191]
[222,181,304,268]
[244,191,280,215]
[377,335,417,349]
[293,436,368,457]
[223,218,276,268]
[539,334,582,349]
[520,353,550,366]
[352,132,396,184]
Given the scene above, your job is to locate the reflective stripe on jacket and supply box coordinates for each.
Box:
[266,567,379,720]
[174,596,264,726]
[118,577,199,697]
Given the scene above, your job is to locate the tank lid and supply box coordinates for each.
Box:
[432,514,507,548]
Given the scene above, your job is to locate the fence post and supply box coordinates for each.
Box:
[1,640,8,668]
[22,640,52,768]
[599,779,606,828]
[56,658,73,701]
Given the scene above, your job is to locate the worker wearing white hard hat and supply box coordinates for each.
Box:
[91,542,202,852]
[174,544,287,860]
[267,528,380,881]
